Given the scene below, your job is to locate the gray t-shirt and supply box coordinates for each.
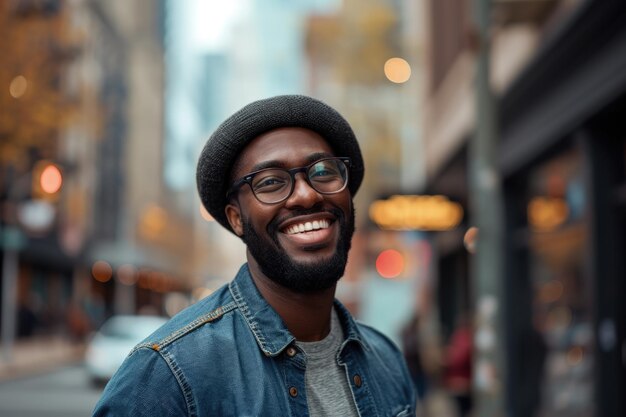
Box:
[296,308,360,417]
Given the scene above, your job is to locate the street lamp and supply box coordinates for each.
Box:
[1,161,63,362]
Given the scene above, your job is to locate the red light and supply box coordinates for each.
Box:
[375,249,404,279]
[40,164,62,194]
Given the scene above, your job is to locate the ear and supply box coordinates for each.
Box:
[225,201,244,236]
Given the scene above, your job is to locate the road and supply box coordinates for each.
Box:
[0,364,103,417]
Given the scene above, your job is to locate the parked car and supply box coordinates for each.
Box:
[85,314,168,384]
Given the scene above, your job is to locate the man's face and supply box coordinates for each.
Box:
[225,127,355,293]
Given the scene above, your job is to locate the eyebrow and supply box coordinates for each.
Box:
[248,152,335,173]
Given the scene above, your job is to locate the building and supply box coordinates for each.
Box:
[0,0,200,356]
[421,0,625,415]
[1,0,97,345]
[85,0,197,317]
[304,0,428,341]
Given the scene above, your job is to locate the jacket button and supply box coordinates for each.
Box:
[286,347,297,357]
[353,374,362,387]
[289,387,298,397]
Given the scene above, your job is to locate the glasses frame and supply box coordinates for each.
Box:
[227,157,351,204]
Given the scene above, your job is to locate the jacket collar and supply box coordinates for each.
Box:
[228,263,369,357]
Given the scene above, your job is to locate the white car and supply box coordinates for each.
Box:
[85,315,168,384]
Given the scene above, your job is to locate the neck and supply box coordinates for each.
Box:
[247,252,336,342]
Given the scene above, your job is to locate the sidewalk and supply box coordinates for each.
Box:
[0,336,85,382]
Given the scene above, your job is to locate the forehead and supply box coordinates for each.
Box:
[232,127,335,175]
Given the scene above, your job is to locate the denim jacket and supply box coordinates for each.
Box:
[93,264,416,416]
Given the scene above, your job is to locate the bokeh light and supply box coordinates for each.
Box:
[117,264,138,286]
[9,75,28,98]
[375,249,405,279]
[384,57,411,83]
[40,164,63,194]
[528,196,569,231]
[140,204,168,239]
[369,195,463,231]
[92,260,113,283]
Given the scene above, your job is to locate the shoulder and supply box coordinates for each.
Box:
[93,284,242,415]
[93,347,190,416]
[134,284,238,353]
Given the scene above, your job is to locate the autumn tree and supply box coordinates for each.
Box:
[0,0,79,177]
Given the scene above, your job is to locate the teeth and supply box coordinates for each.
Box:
[286,220,330,235]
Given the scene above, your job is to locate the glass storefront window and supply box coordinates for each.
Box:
[526,146,594,417]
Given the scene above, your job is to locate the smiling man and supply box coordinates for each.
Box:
[93,95,416,417]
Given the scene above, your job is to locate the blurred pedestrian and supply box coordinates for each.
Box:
[66,301,91,341]
[401,312,428,401]
[93,95,416,416]
[443,314,473,417]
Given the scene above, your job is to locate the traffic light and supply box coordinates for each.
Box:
[32,160,63,200]
[375,249,405,279]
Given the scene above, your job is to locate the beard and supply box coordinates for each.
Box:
[241,204,355,294]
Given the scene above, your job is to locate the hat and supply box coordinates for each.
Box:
[196,94,364,233]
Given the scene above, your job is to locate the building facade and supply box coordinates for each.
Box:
[1,0,199,354]
[421,0,625,416]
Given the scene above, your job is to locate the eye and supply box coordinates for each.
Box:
[311,168,335,177]
[252,172,289,193]
[309,161,341,181]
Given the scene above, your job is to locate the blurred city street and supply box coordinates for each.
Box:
[0,336,99,416]
[0,336,83,382]
[0,364,102,417]
[1,0,625,416]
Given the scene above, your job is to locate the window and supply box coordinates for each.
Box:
[526,146,594,416]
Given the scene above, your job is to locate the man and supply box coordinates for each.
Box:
[93,95,416,416]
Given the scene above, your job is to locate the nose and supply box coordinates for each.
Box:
[284,172,323,208]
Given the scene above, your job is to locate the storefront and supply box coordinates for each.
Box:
[500,2,626,416]
[424,1,625,415]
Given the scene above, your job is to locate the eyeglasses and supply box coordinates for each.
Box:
[227,157,351,204]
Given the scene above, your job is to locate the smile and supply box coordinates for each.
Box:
[284,219,330,235]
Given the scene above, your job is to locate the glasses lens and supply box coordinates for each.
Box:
[251,169,292,203]
[307,159,348,193]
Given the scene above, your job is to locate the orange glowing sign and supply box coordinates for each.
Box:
[527,196,569,231]
[369,195,463,231]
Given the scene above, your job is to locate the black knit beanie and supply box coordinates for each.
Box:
[196,94,364,233]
